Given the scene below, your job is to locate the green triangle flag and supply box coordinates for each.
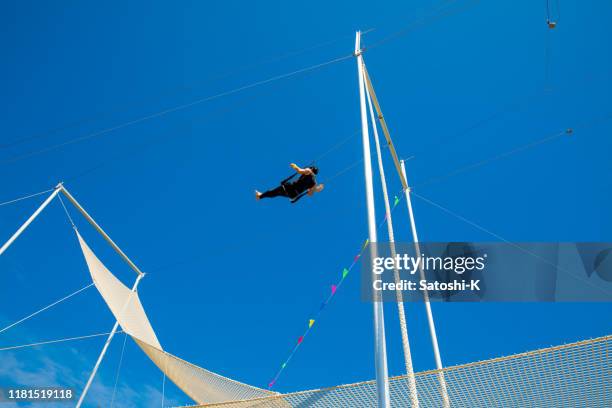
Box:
[394,195,400,206]
[342,268,349,279]
[309,319,315,328]
[282,362,286,368]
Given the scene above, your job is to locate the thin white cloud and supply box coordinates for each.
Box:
[0,344,182,407]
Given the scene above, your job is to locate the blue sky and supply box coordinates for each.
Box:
[1,0,611,406]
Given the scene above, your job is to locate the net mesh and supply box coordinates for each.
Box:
[134,338,276,404]
[77,231,274,405]
[180,334,611,407]
[76,229,610,407]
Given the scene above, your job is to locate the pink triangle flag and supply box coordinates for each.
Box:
[331,284,337,295]
[297,336,304,344]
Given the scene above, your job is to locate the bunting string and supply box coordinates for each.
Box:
[267,189,407,389]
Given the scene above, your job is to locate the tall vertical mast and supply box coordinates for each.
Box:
[366,82,419,407]
[355,30,391,408]
[361,61,450,406]
[401,160,450,408]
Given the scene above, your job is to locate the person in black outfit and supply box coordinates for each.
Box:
[256,163,325,203]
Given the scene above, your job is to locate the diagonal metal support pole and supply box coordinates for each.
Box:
[59,186,143,276]
[401,160,450,408]
[362,59,451,407]
[75,273,144,407]
[0,184,62,258]
[363,66,408,191]
[0,182,147,406]
[366,78,419,407]
[57,185,146,406]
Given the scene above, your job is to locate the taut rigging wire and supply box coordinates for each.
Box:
[411,190,612,298]
[365,0,480,52]
[0,330,123,352]
[319,111,612,189]
[1,34,353,151]
[62,78,304,184]
[0,188,55,208]
[0,283,95,335]
[1,54,353,166]
[109,333,129,408]
[414,129,569,189]
[1,0,477,168]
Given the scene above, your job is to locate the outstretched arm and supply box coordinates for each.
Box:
[307,184,325,196]
[290,163,313,176]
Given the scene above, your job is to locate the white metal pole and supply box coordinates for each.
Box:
[76,273,144,408]
[366,84,419,407]
[0,186,61,258]
[59,186,143,276]
[401,160,450,408]
[355,30,391,408]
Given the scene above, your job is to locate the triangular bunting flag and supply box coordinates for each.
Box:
[362,239,369,250]
[309,319,315,328]
[394,195,400,206]
[297,336,304,344]
[281,363,287,369]
[331,284,337,295]
[342,268,349,279]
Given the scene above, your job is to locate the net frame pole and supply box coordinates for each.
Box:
[365,79,419,407]
[75,273,144,407]
[355,30,391,408]
[59,186,144,276]
[0,184,62,257]
[401,159,450,408]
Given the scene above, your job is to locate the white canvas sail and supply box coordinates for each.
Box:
[76,231,275,405]
[77,231,161,349]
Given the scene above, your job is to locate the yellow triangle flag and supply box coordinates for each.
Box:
[309,319,315,328]
[361,239,369,251]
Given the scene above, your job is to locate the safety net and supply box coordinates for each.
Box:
[179,334,611,407]
[76,230,610,407]
[77,231,275,405]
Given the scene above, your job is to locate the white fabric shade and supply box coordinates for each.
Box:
[77,231,274,405]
